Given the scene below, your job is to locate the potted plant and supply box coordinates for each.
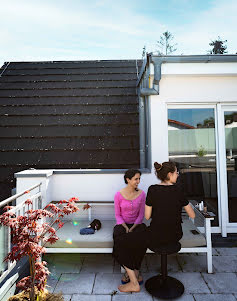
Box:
[0,194,86,301]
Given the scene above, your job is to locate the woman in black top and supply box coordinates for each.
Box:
[145,161,195,251]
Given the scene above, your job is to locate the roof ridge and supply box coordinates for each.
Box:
[7,59,142,64]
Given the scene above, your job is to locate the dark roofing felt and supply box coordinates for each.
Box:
[0,60,142,200]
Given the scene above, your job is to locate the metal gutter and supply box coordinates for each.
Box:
[138,54,237,96]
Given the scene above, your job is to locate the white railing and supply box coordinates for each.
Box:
[0,183,42,284]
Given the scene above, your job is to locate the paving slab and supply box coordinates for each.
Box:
[151,295,195,301]
[168,272,210,294]
[112,292,153,301]
[213,256,237,272]
[63,295,72,301]
[44,253,83,279]
[44,253,84,265]
[146,253,180,272]
[46,276,58,293]
[93,273,130,295]
[177,255,209,272]
[202,273,237,293]
[194,294,236,301]
[216,248,237,256]
[54,273,95,294]
[71,295,111,301]
[81,255,114,273]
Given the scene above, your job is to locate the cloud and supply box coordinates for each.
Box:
[174,0,237,54]
[0,0,236,66]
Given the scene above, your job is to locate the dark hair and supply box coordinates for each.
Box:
[90,219,102,230]
[124,169,142,184]
[154,161,176,181]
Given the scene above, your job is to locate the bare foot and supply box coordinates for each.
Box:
[118,282,140,293]
[137,274,143,283]
[122,273,143,284]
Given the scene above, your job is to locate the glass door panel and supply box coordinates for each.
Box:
[224,111,237,223]
[168,108,218,226]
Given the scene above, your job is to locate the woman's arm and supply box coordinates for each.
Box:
[114,192,126,225]
[145,186,153,220]
[145,204,152,220]
[129,192,146,232]
[184,203,195,219]
[134,191,145,224]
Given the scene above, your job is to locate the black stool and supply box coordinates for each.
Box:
[145,241,184,299]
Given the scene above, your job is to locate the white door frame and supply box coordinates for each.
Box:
[218,104,237,235]
[167,103,221,234]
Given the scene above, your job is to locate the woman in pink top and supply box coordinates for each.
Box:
[112,169,146,293]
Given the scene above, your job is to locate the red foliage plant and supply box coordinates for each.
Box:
[0,195,79,301]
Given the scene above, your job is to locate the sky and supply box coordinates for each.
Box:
[0,0,237,67]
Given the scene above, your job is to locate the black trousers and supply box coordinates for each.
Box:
[112,223,147,271]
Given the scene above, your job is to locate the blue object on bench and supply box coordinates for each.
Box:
[80,227,95,235]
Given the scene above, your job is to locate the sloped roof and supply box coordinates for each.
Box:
[0,60,142,200]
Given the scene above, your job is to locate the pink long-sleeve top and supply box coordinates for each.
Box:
[114,190,146,225]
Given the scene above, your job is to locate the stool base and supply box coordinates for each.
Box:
[145,275,184,299]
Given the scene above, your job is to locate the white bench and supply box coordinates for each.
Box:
[45,201,214,273]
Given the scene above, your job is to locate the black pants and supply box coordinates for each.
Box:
[146,227,183,252]
[112,223,147,270]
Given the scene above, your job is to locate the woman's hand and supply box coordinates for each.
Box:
[122,223,129,233]
[128,224,138,232]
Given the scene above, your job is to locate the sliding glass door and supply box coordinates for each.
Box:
[222,106,237,228]
[168,106,219,227]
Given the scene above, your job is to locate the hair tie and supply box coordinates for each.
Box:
[156,163,162,171]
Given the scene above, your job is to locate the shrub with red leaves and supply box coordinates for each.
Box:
[0,196,79,301]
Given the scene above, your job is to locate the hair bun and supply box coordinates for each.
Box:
[154,162,162,171]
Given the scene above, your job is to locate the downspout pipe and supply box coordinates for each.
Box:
[140,58,161,96]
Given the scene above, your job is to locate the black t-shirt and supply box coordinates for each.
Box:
[146,184,189,246]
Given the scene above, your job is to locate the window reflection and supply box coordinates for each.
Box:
[168,109,218,226]
[224,111,237,222]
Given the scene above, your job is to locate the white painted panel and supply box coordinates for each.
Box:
[159,76,237,101]
[161,62,237,75]
[51,173,157,202]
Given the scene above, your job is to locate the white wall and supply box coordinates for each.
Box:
[16,170,53,208]
[160,76,237,102]
[51,172,157,202]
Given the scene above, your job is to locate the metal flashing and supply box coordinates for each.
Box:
[137,54,237,96]
[0,62,10,77]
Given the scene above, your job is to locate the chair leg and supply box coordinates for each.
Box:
[145,253,184,299]
[161,254,167,280]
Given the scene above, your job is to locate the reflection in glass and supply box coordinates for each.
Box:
[168,109,218,226]
[224,111,237,223]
